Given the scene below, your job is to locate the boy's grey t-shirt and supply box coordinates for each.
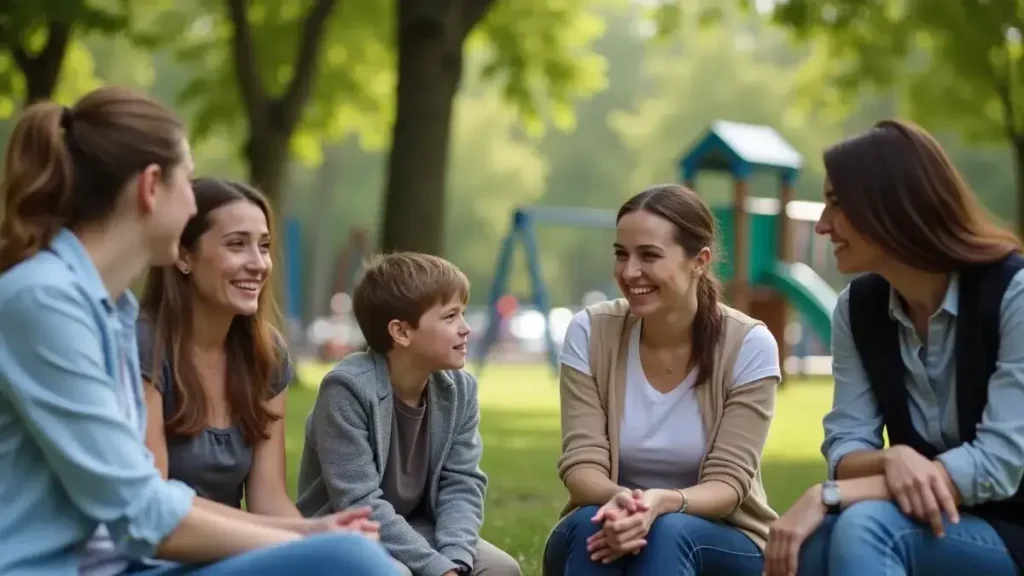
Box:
[382,396,431,519]
[136,317,292,508]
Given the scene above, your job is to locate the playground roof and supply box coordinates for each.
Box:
[679,120,803,180]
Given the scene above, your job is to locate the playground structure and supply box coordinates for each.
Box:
[477,206,618,372]
[475,120,839,376]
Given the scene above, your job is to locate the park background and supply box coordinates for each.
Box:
[2,1,1023,573]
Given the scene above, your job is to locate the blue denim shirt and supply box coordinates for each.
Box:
[0,229,195,575]
[823,271,1024,506]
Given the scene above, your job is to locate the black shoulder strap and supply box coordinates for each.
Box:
[848,273,923,451]
[955,252,1024,442]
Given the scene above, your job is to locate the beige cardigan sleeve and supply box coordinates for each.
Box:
[557,364,610,480]
[699,376,777,510]
[556,364,624,505]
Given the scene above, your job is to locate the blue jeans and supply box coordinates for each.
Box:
[128,532,399,575]
[798,500,1017,576]
[543,505,763,575]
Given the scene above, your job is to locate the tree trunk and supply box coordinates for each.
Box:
[1014,134,1024,236]
[246,130,290,209]
[379,11,464,255]
[305,145,347,321]
[227,0,337,208]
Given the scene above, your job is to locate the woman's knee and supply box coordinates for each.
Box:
[645,511,710,547]
[832,500,905,539]
[557,506,603,537]
[543,506,603,573]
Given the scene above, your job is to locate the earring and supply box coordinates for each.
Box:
[180,267,190,275]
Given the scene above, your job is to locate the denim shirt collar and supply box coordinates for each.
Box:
[48,228,139,321]
[888,271,959,327]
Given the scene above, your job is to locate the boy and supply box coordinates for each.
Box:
[297,252,520,576]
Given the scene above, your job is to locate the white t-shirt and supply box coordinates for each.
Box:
[559,309,781,491]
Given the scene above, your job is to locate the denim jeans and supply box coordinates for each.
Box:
[127,532,400,575]
[543,505,763,575]
[798,500,1017,576]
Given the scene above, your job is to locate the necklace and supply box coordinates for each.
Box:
[646,345,686,375]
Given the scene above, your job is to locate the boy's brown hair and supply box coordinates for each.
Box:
[352,252,470,354]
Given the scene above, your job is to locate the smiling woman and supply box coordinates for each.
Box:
[136,178,298,512]
[543,184,782,576]
[764,120,1024,576]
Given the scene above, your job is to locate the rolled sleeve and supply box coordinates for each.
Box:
[822,289,885,480]
[0,284,194,558]
[938,271,1024,506]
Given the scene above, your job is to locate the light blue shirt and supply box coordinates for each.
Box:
[0,229,195,575]
[823,271,1024,506]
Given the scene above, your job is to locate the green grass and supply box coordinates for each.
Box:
[285,363,834,576]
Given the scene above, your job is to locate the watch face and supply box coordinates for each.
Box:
[822,483,841,506]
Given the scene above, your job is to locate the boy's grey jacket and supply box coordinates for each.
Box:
[296,350,487,576]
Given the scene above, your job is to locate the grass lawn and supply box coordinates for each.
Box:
[285,363,834,576]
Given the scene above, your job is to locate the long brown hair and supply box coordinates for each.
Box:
[139,178,284,445]
[0,87,183,272]
[824,119,1020,270]
[617,184,724,386]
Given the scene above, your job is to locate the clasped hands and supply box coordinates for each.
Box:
[586,489,664,564]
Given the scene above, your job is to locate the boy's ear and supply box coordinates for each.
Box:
[387,319,412,349]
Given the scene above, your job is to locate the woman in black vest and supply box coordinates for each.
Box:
[763,119,1024,576]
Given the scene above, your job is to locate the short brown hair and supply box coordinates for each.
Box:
[824,119,1020,271]
[352,252,470,354]
[0,86,184,272]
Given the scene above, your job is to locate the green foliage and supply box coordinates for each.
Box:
[767,0,1024,146]
[128,0,608,178]
[134,0,393,167]
[472,0,609,136]
[0,0,132,108]
[611,12,843,203]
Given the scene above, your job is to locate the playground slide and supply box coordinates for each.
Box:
[759,261,838,346]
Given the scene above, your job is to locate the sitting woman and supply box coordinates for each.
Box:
[542,184,782,576]
[0,87,396,575]
[138,177,334,528]
[764,120,1024,576]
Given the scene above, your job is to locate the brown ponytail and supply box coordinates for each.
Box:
[0,86,185,273]
[618,183,724,386]
[0,103,73,271]
[692,270,724,387]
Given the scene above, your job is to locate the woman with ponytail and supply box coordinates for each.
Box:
[542,184,781,575]
[0,87,397,576]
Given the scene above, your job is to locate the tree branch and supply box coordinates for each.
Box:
[226,0,267,132]
[7,19,73,104]
[37,21,72,73]
[277,0,339,132]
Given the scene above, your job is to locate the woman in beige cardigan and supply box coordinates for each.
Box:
[542,184,781,575]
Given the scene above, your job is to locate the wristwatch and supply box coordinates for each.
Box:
[821,480,842,514]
